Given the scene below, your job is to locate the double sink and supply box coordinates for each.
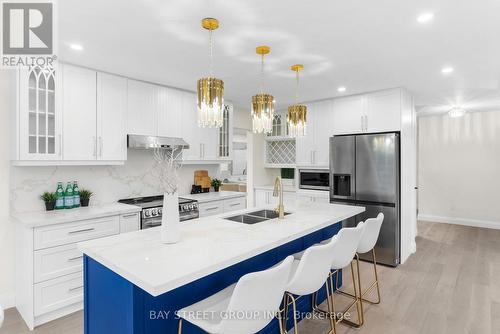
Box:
[225,209,291,225]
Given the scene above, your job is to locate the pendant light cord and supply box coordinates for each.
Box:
[260,54,264,95]
[295,69,299,104]
[209,29,213,77]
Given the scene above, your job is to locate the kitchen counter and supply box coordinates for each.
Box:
[181,190,246,203]
[79,202,363,297]
[12,203,141,228]
[80,201,363,334]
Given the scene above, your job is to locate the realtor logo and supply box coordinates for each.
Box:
[2,2,53,54]
[1,1,55,67]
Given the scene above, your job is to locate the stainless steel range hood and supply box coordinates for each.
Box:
[127,134,189,150]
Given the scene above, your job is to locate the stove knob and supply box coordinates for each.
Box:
[189,204,194,210]
[152,209,158,216]
[158,208,162,215]
[144,211,151,217]
[183,205,190,211]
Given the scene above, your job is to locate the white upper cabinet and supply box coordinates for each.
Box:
[332,95,365,135]
[62,64,97,161]
[313,100,334,167]
[296,100,333,167]
[17,65,62,161]
[332,88,402,135]
[97,73,127,161]
[126,80,158,136]
[296,102,316,166]
[158,87,182,138]
[364,89,401,132]
[180,91,201,160]
[179,92,220,161]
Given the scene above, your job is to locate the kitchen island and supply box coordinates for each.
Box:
[78,202,364,334]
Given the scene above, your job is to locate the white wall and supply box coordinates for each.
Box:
[0,70,15,308]
[418,111,500,228]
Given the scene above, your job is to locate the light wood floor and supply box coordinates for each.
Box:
[2,220,500,334]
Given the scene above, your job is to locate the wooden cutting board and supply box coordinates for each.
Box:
[194,170,211,189]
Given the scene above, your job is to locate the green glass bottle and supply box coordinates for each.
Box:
[73,181,80,208]
[55,182,65,210]
[64,182,74,209]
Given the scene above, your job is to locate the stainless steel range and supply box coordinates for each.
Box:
[118,195,199,229]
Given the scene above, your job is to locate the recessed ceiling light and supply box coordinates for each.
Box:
[441,66,454,74]
[417,12,434,23]
[448,107,466,118]
[337,86,346,93]
[69,43,83,51]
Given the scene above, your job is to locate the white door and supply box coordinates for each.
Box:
[126,80,158,136]
[180,92,201,160]
[97,73,127,161]
[332,95,365,135]
[313,100,334,167]
[62,65,97,161]
[296,102,315,166]
[158,87,182,138]
[365,89,401,132]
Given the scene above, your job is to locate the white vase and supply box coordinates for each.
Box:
[161,191,181,244]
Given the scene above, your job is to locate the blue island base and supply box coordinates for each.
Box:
[84,223,343,334]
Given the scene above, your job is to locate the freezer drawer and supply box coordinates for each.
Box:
[358,204,399,267]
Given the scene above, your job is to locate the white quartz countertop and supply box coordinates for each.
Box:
[12,203,141,228]
[181,191,246,203]
[78,202,364,297]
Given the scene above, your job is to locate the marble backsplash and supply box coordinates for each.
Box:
[10,150,221,213]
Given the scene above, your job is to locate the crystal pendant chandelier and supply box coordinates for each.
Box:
[251,46,275,134]
[197,18,224,128]
[287,64,307,137]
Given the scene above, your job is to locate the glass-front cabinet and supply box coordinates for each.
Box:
[17,65,61,160]
[218,104,233,159]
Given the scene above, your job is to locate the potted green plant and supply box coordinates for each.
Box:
[79,189,93,207]
[211,178,222,192]
[40,192,57,211]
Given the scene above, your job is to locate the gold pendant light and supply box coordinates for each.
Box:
[252,46,275,134]
[197,18,224,128]
[287,64,307,137]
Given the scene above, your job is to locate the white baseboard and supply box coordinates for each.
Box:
[0,291,15,309]
[418,214,500,230]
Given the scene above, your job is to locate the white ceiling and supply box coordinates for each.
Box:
[58,0,500,112]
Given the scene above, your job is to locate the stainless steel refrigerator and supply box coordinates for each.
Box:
[330,132,400,267]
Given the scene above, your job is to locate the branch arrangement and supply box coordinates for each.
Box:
[153,147,183,194]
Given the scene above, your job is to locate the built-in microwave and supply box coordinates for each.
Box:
[299,169,330,191]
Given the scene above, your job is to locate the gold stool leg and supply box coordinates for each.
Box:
[278,309,285,334]
[371,249,381,304]
[326,272,337,334]
[177,318,182,334]
[286,292,299,334]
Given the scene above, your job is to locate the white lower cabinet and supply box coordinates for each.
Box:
[199,201,224,217]
[198,196,248,217]
[297,190,330,203]
[223,197,246,212]
[34,272,83,316]
[254,189,296,207]
[119,212,140,233]
[16,209,140,330]
[34,243,82,283]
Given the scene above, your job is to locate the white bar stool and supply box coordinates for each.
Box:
[176,256,294,334]
[337,213,384,326]
[310,223,366,331]
[282,236,340,334]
